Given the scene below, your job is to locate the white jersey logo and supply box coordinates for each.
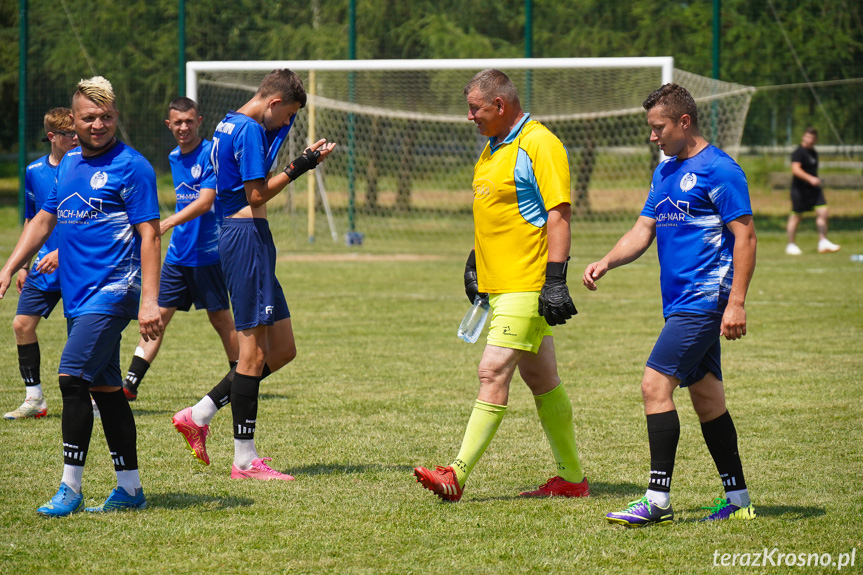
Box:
[191,164,202,179]
[90,171,108,190]
[680,172,697,192]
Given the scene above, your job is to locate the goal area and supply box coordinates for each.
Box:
[187,58,754,250]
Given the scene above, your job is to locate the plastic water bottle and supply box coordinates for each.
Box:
[457,295,490,343]
[851,254,863,263]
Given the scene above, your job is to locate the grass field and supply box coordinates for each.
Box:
[0,205,860,574]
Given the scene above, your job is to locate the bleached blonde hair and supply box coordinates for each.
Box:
[74,76,116,109]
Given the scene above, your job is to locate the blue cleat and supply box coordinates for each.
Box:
[606,495,674,527]
[701,497,756,521]
[37,483,84,517]
[85,486,147,513]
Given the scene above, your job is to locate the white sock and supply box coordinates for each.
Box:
[61,465,84,494]
[25,384,43,401]
[116,469,141,494]
[191,396,218,427]
[233,439,258,470]
[725,488,750,507]
[645,489,670,508]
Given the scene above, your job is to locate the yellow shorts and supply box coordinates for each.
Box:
[487,292,552,353]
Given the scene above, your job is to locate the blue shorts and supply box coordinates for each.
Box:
[16,283,62,318]
[158,262,230,312]
[59,314,131,387]
[646,313,722,387]
[219,218,290,331]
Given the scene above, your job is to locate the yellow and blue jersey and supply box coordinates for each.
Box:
[472,114,571,293]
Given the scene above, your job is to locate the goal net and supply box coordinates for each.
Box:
[188,58,754,251]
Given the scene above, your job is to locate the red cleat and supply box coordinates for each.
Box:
[519,476,590,498]
[413,465,464,502]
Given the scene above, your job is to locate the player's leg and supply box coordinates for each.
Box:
[122,307,175,400]
[815,205,840,252]
[86,316,146,512]
[6,286,60,420]
[688,369,755,521]
[207,308,239,364]
[6,314,46,419]
[414,343,519,501]
[785,202,804,256]
[518,335,588,497]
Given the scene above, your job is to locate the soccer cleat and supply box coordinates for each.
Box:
[606,496,674,527]
[123,381,139,401]
[85,486,147,512]
[231,457,295,481]
[818,239,841,253]
[4,397,47,420]
[172,407,210,465]
[36,483,84,517]
[519,476,590,498]
[413,465,463,502]
[785,243,803,256]
[701,497,756,521]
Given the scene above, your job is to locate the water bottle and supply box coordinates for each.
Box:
[851,254,863,263]
[457,295,490,343]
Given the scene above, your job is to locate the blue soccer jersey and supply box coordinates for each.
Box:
[23,155,62,292]
[211,112,292,216]
[41,142,159,319]
[164,139,220,267]
[640,145,752,318]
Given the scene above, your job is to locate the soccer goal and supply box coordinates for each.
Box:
[187,58,754,250]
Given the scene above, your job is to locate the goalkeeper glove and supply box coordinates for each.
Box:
[464,249,488,304]
[538,257,578,326]
[283,147,321,181]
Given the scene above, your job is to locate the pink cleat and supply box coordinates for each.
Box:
[231,458,295,481]
[172,407,210,465]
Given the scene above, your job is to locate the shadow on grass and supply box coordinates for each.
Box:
[674,504,826,524]
[129,408,175,417]
[288,463,417,476]
[149,492,255,510]
[464,481,644,503]
[258,392,293,401]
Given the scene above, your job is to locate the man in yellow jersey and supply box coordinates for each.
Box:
[414,68,586,501]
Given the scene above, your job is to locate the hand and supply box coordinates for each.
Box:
[159,218,174,236]
[284,139,337,181]
[464,249,488,304]
[0,268,13,300]
[720,303,747,341]
[138,300,164,342]
[35,250,59,275]
[539,259,578,326]
[16,268,28,294]
[582,261,608,291]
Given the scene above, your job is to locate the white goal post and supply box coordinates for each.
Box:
[186,58,753,249]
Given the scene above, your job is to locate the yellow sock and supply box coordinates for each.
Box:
[450,400,507,487]
[534,383,584,483]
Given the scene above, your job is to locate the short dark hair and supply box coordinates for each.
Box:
[643,83,699,128]
[463,68,520,107]
[804,126,818,136]
[257,69,307,108]
[168,96,199,115]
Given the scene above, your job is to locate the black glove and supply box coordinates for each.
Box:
[464,249,488,304]
[283,147,321,181]
[538,258,578,326]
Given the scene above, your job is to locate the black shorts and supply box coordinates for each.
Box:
[790,186,826,213]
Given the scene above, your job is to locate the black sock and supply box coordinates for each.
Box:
[231,373,261,440]
[207,365,237,408]
[92,389,138,471]
[647,410,680,493]
[124,356,151,389]
[701,410,747,493]
[59,376,94,466]
[18,342,41,387]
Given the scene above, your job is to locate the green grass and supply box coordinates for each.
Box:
[0,207,861,573]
